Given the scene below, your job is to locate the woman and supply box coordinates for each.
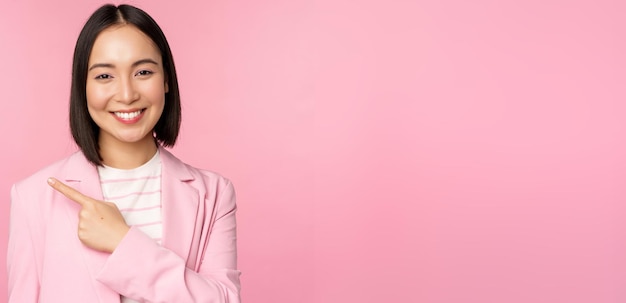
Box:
[7,4,241,302]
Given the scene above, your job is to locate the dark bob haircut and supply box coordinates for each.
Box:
[70,4,181,166]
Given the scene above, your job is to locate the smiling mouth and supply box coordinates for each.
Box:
[113,109,145,120]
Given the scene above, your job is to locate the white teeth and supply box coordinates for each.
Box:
[114,110,142,120]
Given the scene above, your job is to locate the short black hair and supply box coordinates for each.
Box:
[70,4,181,166]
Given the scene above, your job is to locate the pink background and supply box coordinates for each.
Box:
[1,0,625,302]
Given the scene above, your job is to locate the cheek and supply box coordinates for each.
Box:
[139,81,167,107]
[150,95,166,120]
[85,82,108,110]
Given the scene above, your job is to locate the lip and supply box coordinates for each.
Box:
[110,108,146,124]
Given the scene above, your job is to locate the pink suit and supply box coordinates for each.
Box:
[7,147,241,302]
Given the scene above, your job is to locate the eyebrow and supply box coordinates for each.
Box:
[88,58,159,71]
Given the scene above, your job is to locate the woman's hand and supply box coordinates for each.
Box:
[47,177,130,253]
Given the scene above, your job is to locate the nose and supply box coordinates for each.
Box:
[115,76,140,104]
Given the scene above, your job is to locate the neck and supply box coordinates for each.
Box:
[99,135,158,169]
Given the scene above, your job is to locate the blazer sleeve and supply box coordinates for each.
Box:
[7,184,41,302]
[95,179,241,303]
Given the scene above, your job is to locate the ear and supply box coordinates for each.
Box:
[164,81,169,93]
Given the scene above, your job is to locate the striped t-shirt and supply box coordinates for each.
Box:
[97,150,163,303]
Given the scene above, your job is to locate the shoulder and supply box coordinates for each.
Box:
[10,152,87,218]
[160,148,237,212]
[189,165,232,186]
[13,152,85,193]
[159,147,234,193]
[179,163,237,213]
[183,161,234,197]
[161,147,232,183]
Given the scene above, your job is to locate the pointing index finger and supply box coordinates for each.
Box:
[47,177,92,207]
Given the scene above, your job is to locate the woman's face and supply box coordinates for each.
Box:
[86,24,168,148]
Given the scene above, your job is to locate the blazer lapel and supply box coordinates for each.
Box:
[60,151,120,302]
[159,147,201,269]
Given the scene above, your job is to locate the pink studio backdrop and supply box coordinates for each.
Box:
[1,0,625,302]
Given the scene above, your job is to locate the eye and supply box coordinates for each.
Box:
[95,74,112,80]
[136,70,153,76]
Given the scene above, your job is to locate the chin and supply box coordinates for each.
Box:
[114,133,153,144]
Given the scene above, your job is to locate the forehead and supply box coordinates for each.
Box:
[89,24,161,64]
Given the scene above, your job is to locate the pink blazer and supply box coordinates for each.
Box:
[7,147,241,302]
